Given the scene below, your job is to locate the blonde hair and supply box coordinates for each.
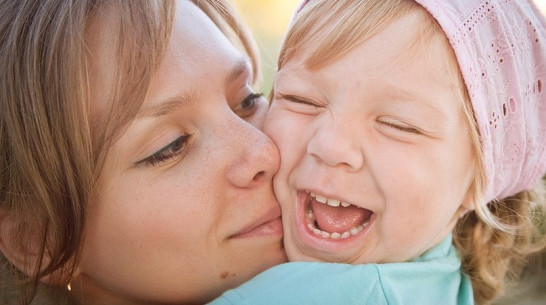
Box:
[278,0,546,304]
[0,0,259,304]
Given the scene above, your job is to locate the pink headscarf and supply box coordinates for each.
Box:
[290,0,546,204]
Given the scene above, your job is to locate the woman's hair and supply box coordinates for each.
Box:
[278,0,546,304]
[0,0,259,304]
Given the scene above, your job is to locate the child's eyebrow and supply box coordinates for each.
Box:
[383,86,447,119]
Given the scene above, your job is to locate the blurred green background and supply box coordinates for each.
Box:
[234,0,546,94]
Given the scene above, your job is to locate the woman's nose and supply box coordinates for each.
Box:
[306,119,364,171]
[225,118,280,188]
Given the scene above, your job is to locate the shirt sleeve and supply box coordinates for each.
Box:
[208,262,389,305]
[208,235,472,305]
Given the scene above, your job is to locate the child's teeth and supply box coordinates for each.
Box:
[309,191,351,207]
[340,231,351,239]
[327,198,340,207]
[315,194,327,203]
[330,232,341,239]
[350,225,364,236]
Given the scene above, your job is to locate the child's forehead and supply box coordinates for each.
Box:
[284,9,453,80]
[283,2,442,71]
[276,15,464,116]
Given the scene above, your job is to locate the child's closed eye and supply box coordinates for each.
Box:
[275,92,324,114]
[279,93,319,106]
[377,117,423,135]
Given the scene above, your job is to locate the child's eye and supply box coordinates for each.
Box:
[233,92,263,118]
[379,120,422,135]
[278,93,321,108]
[137,134,191,167]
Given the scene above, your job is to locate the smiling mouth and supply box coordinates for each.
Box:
[230,213,283,239]
[304,191,373,239]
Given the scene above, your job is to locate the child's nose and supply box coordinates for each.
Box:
[306,119,363,171]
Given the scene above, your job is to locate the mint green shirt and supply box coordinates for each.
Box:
[209,235,473,304]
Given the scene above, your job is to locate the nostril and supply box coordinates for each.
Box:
[253,170,266,181]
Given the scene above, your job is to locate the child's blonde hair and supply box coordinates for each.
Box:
[0,1,259,304]
[278,0,546,304]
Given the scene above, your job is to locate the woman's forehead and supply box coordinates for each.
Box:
[143,0,248,106]
[86,1,241,127]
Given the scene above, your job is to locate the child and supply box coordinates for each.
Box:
[210,0,546,304]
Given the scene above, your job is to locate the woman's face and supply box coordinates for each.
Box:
[75,1,285,304]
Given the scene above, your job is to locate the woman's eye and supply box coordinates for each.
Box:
[137,134,191,167]
[233,92,263,118]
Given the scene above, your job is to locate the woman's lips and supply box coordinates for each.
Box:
[230,212,283,239]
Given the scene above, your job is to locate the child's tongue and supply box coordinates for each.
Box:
[311,200,369,233]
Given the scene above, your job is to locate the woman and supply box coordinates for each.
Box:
[0,0,286,304]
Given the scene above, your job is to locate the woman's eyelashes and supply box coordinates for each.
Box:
[135,92,260,168]
[232,92,263,118]
[137,134,192,167]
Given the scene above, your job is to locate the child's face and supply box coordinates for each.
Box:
[265,11,475,263]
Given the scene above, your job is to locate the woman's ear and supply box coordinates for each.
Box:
[0,210,79,286]
[0,210,45,277]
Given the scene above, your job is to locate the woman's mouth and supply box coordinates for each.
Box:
[230,209,284,240]
[304,191,373,239]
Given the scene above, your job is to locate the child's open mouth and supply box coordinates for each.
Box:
[303,191,373,240]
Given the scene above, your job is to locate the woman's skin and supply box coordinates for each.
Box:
[71,1,286,304]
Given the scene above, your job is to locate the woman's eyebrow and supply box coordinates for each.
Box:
[227,57,252,85]
[138,90,196,118]
[138,58,251,119]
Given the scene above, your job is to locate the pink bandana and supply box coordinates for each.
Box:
[291,0,546,203]
[413,0,546,203]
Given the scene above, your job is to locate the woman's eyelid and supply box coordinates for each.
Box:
[232,92,262,118]
[135,134,191,167]
[241,92,263,109]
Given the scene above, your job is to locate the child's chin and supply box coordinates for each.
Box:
[284,243,360,264]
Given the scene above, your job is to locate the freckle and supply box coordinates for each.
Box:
[220,271,229,279]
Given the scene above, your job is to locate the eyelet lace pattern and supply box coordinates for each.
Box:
[415,0,546,202]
